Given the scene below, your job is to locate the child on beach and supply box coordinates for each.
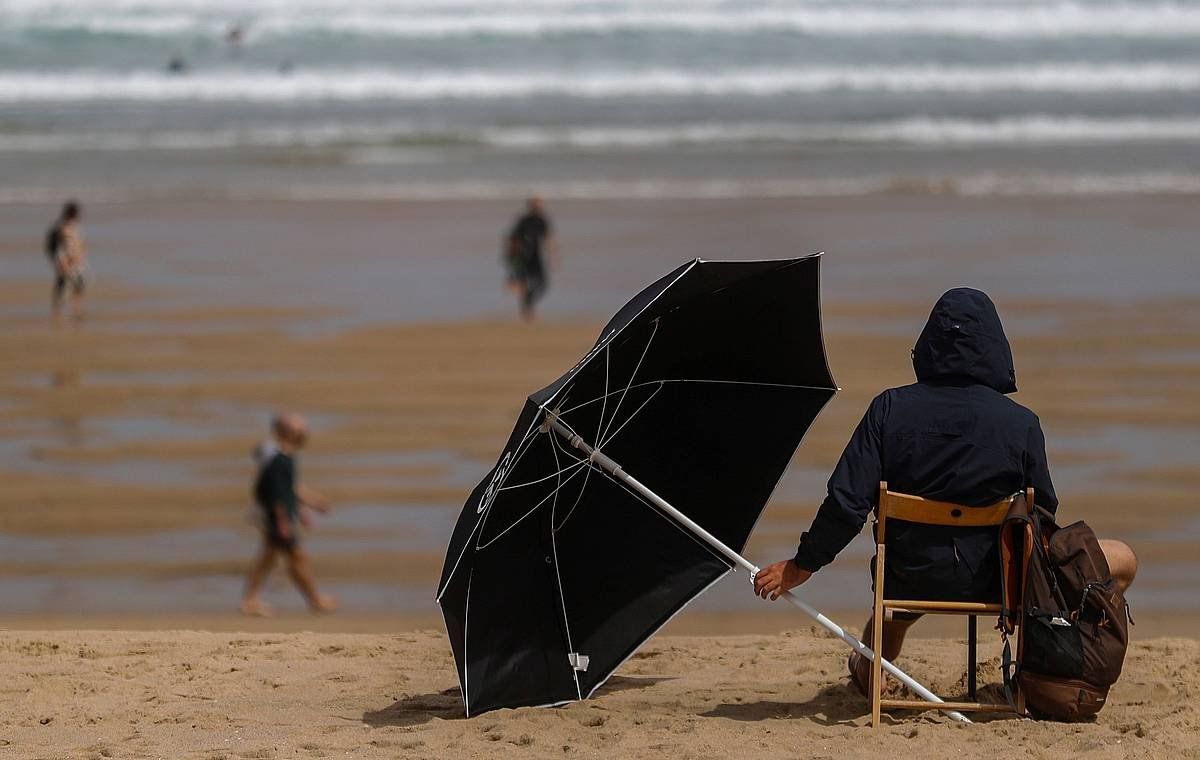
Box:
[241,412,337,616]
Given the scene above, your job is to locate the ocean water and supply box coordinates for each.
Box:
[2,0,1200,200]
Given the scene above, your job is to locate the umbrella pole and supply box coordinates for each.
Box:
[547,416,971,725]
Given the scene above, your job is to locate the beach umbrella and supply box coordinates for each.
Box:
[436,254,969,722]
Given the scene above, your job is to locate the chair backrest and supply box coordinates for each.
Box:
[876,481,1024,536]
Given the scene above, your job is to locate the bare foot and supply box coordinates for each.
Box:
[848,652,871,697]
[310,594,338,614]
[848,652,909,699]
[240,598,274,617]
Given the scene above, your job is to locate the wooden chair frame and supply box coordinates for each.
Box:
[869,481,1030,726]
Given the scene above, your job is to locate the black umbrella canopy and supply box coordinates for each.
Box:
[437,254,837,715]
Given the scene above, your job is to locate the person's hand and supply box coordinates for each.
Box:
[299,508,313,529]
[753,559,812,601]
[273,504,291,539]
[298,485,332,513]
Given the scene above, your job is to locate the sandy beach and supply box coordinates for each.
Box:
[3,628,1197,759]
[1,195,1199,757]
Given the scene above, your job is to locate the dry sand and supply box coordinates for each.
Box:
[2,628,1196,760]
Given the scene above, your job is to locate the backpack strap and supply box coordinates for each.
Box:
[1029,506,1071,612]
[1001,634,1017,709]
[998,487,1034,710]
[997,488,1034,635]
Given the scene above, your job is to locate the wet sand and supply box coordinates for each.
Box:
[2,628,1197,760]
[1,297,1197,622]
[0,195,1197,625]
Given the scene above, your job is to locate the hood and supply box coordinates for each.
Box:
[912,287,1017,393]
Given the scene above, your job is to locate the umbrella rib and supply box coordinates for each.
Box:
[474,463,590,551]
[436,415,545,600]
[549,425,592,530]
[551,421,594,534]
[596,343,611,455]
[496,414,554,486]
[496,458,589,492]
[465,426,545,545]
[548,431,584,700]
[599,382,664,448]
[599,319,659,445]
[462,565,474,716]
[666,378,837,391]
[537,258,698,416]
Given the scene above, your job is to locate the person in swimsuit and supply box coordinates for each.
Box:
[46,200,88,323]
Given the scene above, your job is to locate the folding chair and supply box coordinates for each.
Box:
[869,481,1031,726]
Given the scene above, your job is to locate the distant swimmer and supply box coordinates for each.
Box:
[503,195,556,321]
[45,200,89,324]
[241,412,337,616]
[167,55,187,74]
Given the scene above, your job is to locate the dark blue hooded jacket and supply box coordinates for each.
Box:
[794,288,1058,601]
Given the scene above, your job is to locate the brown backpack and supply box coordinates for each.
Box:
[999,496,1131,720]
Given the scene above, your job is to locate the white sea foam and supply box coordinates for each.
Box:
[477,117,1200,149]
[4,172,1200,205]
[2,64,1199,103]
[8,1,1200,40]
[4,116,1199,153]
[247,173,1200,200]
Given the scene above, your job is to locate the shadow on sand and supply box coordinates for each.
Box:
[363,688,465,728]
[592,674,674,697]
[362,675,672,727]
[702,683,867,726]
[703,682,1023,726]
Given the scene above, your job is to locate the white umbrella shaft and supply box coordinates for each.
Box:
[549,417,970,724]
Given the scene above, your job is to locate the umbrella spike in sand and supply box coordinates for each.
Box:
[546,412,971,725]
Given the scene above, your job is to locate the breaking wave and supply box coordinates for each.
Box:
[2,64,1200,103]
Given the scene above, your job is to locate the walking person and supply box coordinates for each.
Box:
[46,200,89,323]
[241,412,337,616]
[504,195,556,320]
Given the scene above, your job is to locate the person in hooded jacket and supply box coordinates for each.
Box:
[752,288,1138,693]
